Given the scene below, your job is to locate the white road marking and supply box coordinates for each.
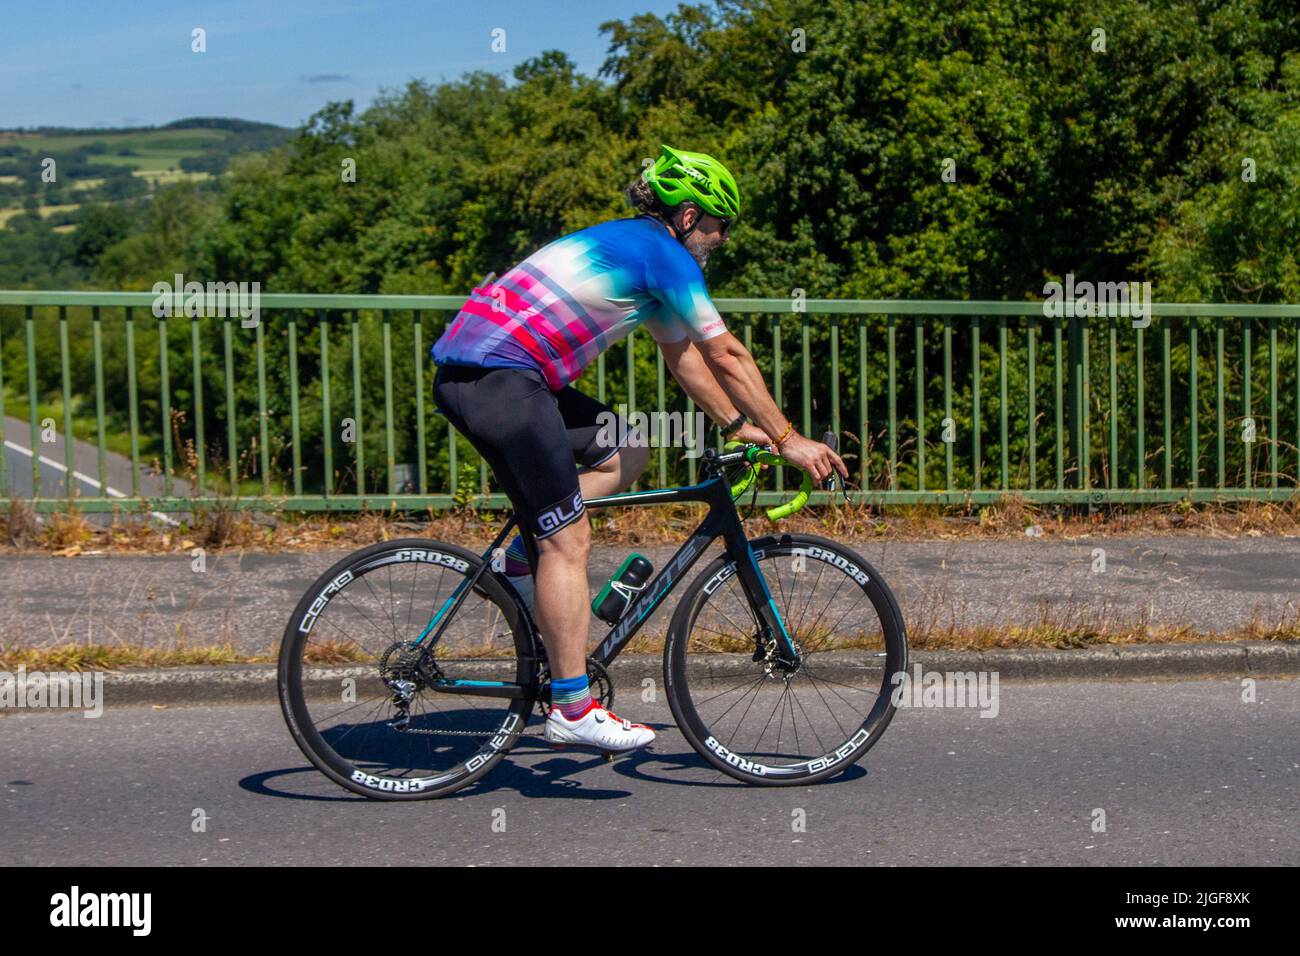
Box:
[3,439,180,526]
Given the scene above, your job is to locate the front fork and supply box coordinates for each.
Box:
[727,533,802,672]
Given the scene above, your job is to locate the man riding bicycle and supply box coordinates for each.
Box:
[431,144,848,754]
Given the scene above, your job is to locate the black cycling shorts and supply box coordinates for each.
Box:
[432,363,632,568]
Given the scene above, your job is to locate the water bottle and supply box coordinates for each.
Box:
[591,554,654,624]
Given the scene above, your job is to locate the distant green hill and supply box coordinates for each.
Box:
[0,117,292,236]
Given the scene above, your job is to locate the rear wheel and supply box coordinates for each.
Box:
[665,533,906,785]
[277,538,540,800]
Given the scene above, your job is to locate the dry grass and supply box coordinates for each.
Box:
[2,618,1293,672]
[0,640,255,671]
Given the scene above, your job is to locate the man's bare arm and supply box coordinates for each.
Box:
[662,332,848,484]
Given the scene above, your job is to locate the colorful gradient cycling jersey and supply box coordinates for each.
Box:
[431,215,727,390]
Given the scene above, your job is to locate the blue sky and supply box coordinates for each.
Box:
[0,0,689,129]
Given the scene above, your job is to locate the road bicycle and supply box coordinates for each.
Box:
[278,436,907,799]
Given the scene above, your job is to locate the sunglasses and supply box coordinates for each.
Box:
[717,217,734,237]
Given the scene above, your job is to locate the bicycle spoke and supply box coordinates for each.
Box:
[793,553,829,642]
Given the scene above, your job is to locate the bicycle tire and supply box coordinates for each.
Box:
[278,537,540,800]
[664,532,907,786]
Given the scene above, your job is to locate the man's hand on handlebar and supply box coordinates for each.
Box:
[770,432,849,486]
[731,422,775,447]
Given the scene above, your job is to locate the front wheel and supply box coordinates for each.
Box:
[664,533,907,785]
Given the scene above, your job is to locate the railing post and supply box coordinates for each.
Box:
[1028,317,1037,490]
[1243,317,1252,490]
[25,306,40,496]
[1163,317,1172,490]
[383,309,395,495]
[1135,322,1145,490]
[1269,317,1278,489]
[413,309,426,496]
[998,314,1008,490]
[887,314,897,491]
[1188,319,1197,489]
[1053,315,1063,491]
[350,311,366,496]
[830,315,841,455]
[223,314,237,493]
[774,315,785,493]
[943,314,953,491]
[801,314,811,440]
[92,306,107,496]
[1068,312,1083,490]
[858,316,868,491]
[288,312,301,496]
[59,306,74,500]
[191,311,207,496]
[1108,315,1118,490]
[320,311,333,499]
[256,314,270,495]
[972,315,981,491]
[914,314,924,492]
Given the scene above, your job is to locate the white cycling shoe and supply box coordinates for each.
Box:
[545,701,656,752]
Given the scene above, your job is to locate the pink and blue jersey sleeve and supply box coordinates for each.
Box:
[641,238,728,345]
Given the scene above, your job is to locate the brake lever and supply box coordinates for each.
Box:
[822,430,840,494]
[821,430,853,504]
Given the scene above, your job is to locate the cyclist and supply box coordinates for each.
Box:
[431,144,847,754]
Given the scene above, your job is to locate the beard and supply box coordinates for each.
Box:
[684,239,712,269]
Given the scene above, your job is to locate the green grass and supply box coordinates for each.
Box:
[0,202,81,226]
[132,168,211,184]
[92,152,202,171]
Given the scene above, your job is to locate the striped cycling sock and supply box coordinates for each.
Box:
[504,534,531,577]
[551,674,594,721]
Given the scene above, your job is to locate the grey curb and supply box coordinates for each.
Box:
[39,640,1300,708]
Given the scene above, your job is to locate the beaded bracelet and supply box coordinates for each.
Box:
[774,420,796,447]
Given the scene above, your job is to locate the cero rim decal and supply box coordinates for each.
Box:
[298,549,471,633]
[700,545,870,595]
[704,725,871,776]
[346,713,520,790]
[701,548,762,595]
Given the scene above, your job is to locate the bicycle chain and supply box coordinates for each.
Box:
[387,725,505,738]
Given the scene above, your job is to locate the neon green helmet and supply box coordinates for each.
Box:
[644,144,741,219]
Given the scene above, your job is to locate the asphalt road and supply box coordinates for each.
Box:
[2,678,1296,866]
[3,414,188,524]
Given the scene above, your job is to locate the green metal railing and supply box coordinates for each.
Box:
[2,291,1300,513]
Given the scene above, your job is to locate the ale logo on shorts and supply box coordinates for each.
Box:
[537,489,585,534]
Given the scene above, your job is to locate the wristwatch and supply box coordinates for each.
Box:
[719,413,747,438]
